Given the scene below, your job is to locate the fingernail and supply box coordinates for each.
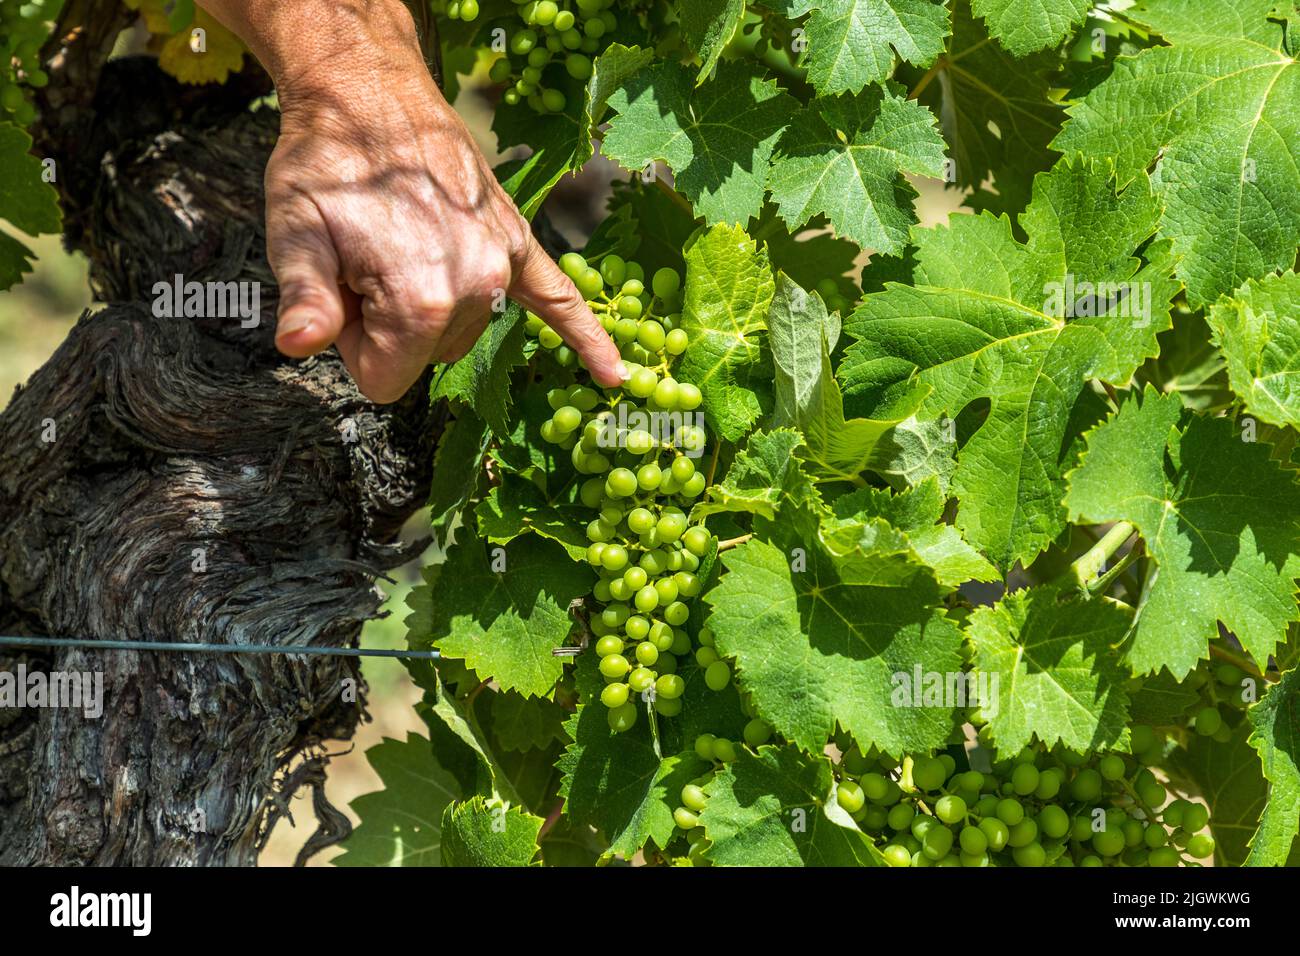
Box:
[278,312,313,338]
[616,362,631,382]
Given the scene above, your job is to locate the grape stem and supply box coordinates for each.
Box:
[1208,643,1270,683]
[716,533,753,552]
[1069,521,1135,590]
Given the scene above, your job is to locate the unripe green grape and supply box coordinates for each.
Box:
[911,756,947,791]
[634,640,658,666]
[575,267,603,298]
[579,476,605,508]
[665,548,685,571]
[607,701,637,732]
[1010,762,1039,795]
[604,468,637,498]
[836,780,865,813]
[651,377,679,408]
[1187,833,1215,858]
[696,626,715,647]
[682,528,712,558]
[600,603,630,630]
[657,651,678,675]
[600,9,617,30]
[625,429,654,455]
[1148,846,1180,867]
[652,577,678,606]
[586,541,606,566]
[935,794,967,824]
[616,295,643,319]
[655,694,682,716]
[1162,799,1187,828]
[595,634,624,657]
[592,580,612,603]
[635,319,665,352]
[665,601,690,626]
[704,660,730,690]
[1033,768,1062,800]
[628,367,658,398]
[554,9,575,31]
[1144,823,1168,848]
[743,717,771,747]
[651,267,681,299]
[922,825,954,860]
[665,328,689,355]
[673,570,701,597]
[489,57,513,83]
[545,35,564,52]
[621,278,645,297]
[533,0,557,24]
[1099,754,1126,781]
[608,578,631,601]
[681,784,708,813]
[600,255,626,287]
[1183,802,1209,833]
[599,653,630,679]
[1092,827,1126,857]
[1038,804,1070,839]
[552,405,581,434]
[695,646,718,668]
[624,614,650,642]
[1007,817,1038,848]
[600,543,628,571]
[1194,705,1222,736]
[584,16,605,37]
[639,549,668,575]
[526,47,550,68]
[612,316,638,343]
[560,27,582,49]
[670,629,692,656]
[538,325,562,348]
[1129,723,1156,754]
[628,667,655,693]
[694,734,716,760]
[995,797,1024,826]
[1139,781,1166,809]
[979,817,1009,851]
[1012,842,1046,867]
[1071,768,1103,802]
[655,673,685,699]
[674,386,703,415]
[521,65,542,84]
[600,682,628,708]
[883,844,911,867]
[635,462,661,491]
[622,565,649,590]
[650,627,674,654]
[634,585,658,613]
[509,29,538,54]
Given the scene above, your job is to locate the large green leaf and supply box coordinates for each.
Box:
[408,531,592,697]
[969,0,1091,55]
[0,123,61,290]
[1054,0,1300,306]
[777,0,950,96]
[1245,667,1300,865]
[700,745,885,865]
[1207,271,1300,430]
[767,87,947,256]
[840,157,1177,570]
[335,733,460,867]
[603,61,797,227]
[676,0,747,82]
[704,530,963,756]
[675,223,775,442]
[440,796,544,867]
[1065,387,1300,678]
[968,585,1133,755]
[431,305,527,439]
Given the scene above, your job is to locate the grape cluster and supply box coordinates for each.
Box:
[484,0,621,113]
[663,726,775,865]
[0,0,58,127]
[1181,658,1254,743]
[832,737,1215,867]
[526,251,727,731]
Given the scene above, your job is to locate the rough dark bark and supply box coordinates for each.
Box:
[0,14,444,865]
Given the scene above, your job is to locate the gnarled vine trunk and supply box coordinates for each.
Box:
[0,5,443,865]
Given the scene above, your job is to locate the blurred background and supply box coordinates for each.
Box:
[0,59,961,866]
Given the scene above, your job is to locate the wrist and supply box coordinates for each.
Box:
[202,0,428,106]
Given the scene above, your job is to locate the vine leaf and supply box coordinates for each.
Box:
[1065,387,1300,678]
[676,0,748,82]
[768,274,928,483]
[700,745,885,865]
[440,796,544,867]
[704,529,963,757]
[767,88,947,256]
[968,585,1133,755]
[1054,0,1300,306]
[490,690,569,753]
[408,531,592,698]
[0,123,61,290]
[1245,666,1300,865]
[431,304,527,439]
[691,428,821,521]
[775,0,950,96]
[830,478,998,586]
[603,61,798,227]
[969,0,1091,55]
[676,224,776,442]
[1208,271,1300,430]
[918,1,1065,216]
[476,474,592,561]
[335,733,460,867]
[840,157,1178,570]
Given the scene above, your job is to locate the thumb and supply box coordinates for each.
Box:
[509,238,628,388]
[268,209,347,358]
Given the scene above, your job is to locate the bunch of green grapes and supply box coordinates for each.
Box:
[484,0,622,113]
[831,738,1214,867]
[526,251,729,732]
[0,0,59,126]
[1179,657,1255,743]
